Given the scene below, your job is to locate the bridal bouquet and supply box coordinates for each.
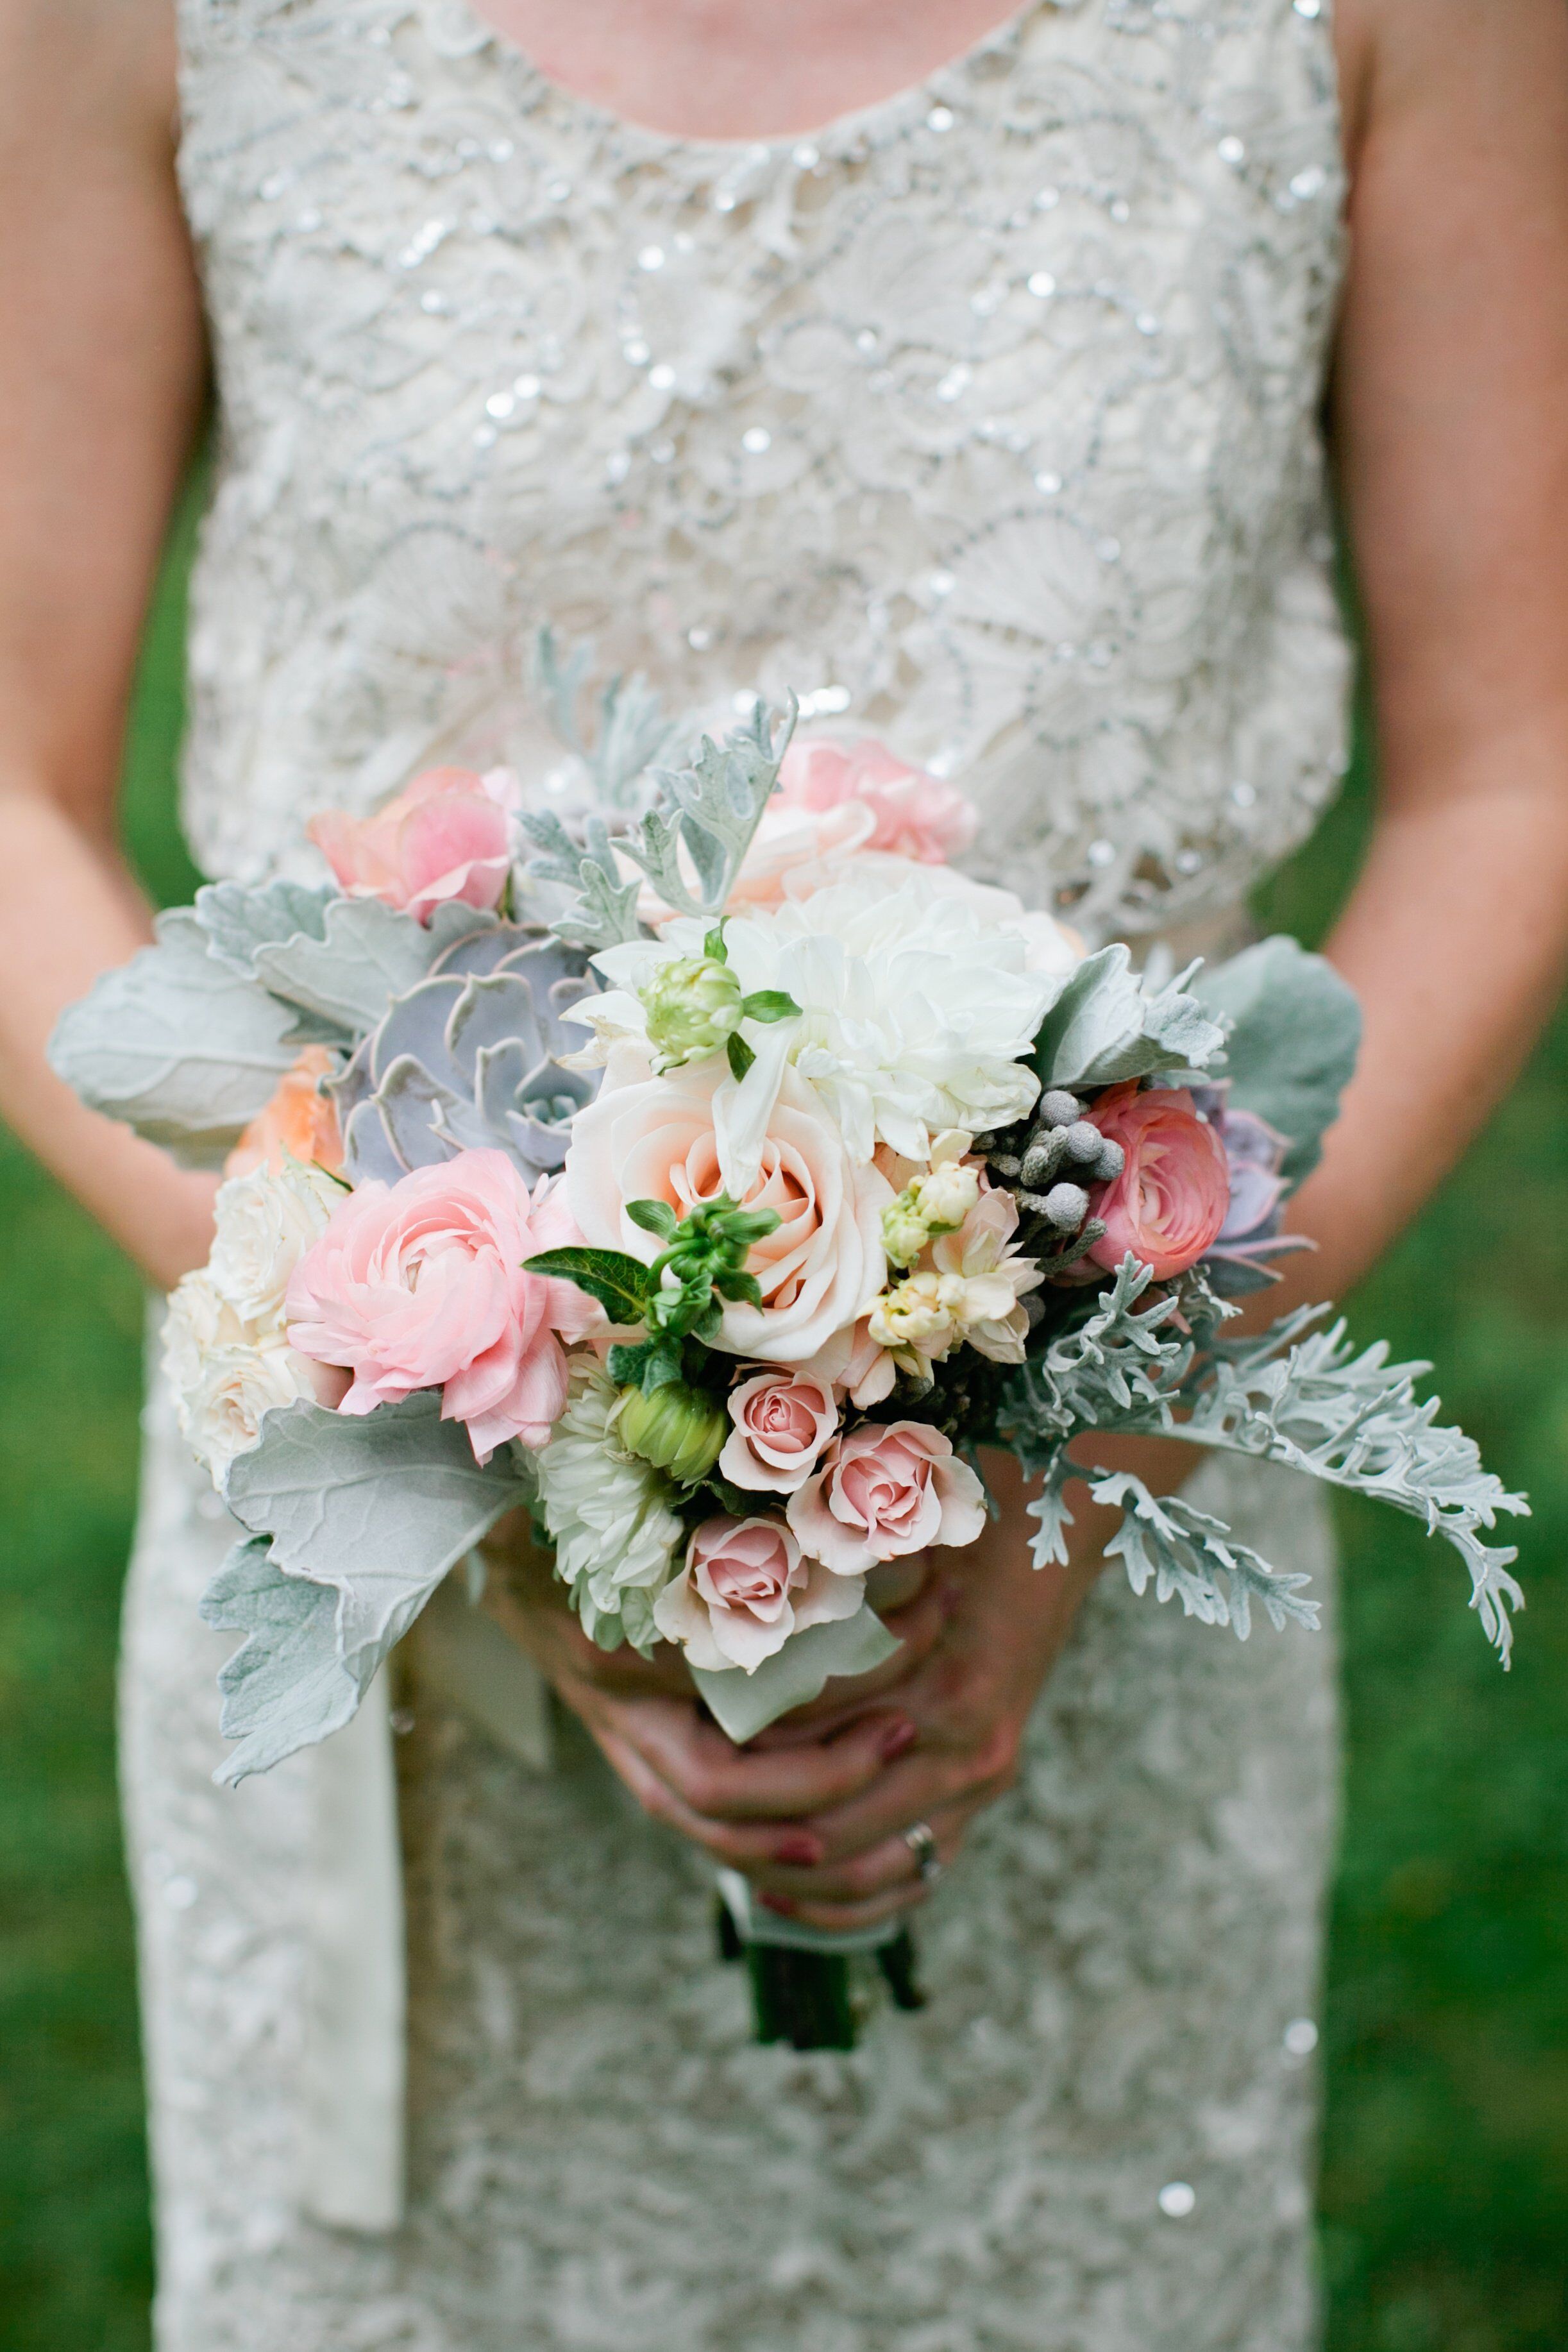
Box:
[51,650,1526,2045]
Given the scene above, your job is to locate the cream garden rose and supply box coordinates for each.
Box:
[652,1512,864,1673]
[564,1048,891,1364]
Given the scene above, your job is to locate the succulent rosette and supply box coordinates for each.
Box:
[51,650,1528,2051]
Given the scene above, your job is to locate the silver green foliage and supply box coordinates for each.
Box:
[249,896,498,1038]
[1193,935,1361,1185]
[534,626,678,809]
[691,1609,902,1745]
[998,1258,1527,1661]
[201,1537,363,1786]
[1091,1474,1320,1636]
[1031,944,1229,1094]
[47,909,299,1167]
[330,920,598,1185]
[527,693,798,951]
[206,1393,535,1779]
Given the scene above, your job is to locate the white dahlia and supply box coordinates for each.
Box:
[532,1367,685,1652]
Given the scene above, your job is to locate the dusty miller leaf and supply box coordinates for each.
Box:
[1031,945,1228,1092]
[199,1537,363,1786]
[222,1392,534,1691]
[1091,1471,1321,1636]
[47,909,298,1167]
[251,896,496,1035]
[192,878,333,976]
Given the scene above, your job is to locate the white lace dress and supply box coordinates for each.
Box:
[124,3,1352,2344]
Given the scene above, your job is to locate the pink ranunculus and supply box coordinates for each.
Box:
[285,1151,598,1462]
[652,1513,864,1673]
[720,1370,839,1494]
[775,738,977,865]
[306,766,514,926]
[787,1421,987,1578]
[225,1046,346,1180]
[1084,1081,1231,1282]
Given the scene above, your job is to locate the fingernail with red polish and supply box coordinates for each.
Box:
[759,1894,797,1916]
[879,1717,918,1761]
[773,1833,824,1867]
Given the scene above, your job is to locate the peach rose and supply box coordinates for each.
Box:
[652,1512,864,1673]
[775,738,977,865]
[307,766,516,926]
[225,1046,345,1180]
[285,1150,598,1461]
[1084,1081,1231,1281]
[720,1370,839,1493]
[565,1050,891,1363]
[787,1420,986,1577]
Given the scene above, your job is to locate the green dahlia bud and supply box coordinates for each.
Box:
[642,956,745,1067]
[616,1380,729,1485]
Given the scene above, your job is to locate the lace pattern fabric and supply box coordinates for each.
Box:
[174,0,1349,938]
[126,2,1352,2340]
[126,1367,1338,2352]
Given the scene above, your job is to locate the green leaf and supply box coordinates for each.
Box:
[713,1267,764,1306]
[608,1335,686,1393]
[524,1246,652,1326]
[739,989,801,1024]
[627,1197,680,1242]
[727,1032,756,1082]
[704,925,729,963]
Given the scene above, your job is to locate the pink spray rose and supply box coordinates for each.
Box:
[307,766,516,925]
[652,1512,864,1673]
[1084,1081,1231,1282]
[774,738,978,865]
[285,1150,598,1461]
[787,1420,987,1577]
[720,1370,839,1494]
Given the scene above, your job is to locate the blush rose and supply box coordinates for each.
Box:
[285,1149,598,1460]
[720,1370,839,1493]
[1084,1081,1231,1281]
[307,765,516,926]
[775,738,978,865]
[787,1420,987,1578]
[652,1513,864,1673]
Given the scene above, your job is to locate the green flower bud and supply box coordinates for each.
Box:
[881,1192,931,1269]
[641,956,745,1067]
[616,1380,729,1485]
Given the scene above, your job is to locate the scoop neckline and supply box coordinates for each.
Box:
[445,0,1054,153]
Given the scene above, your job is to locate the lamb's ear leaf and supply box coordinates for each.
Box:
[524,1247,652,1326]
[215,1394,534,1773]
[1192,936,1362,1186]
[192,878,333,975]
[199,1537,364,1786]
[252,897,497,1035]
[47,909,298,1167]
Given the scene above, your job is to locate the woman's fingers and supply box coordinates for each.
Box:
[748,1798,974,1910]
[573,1682,918,1830]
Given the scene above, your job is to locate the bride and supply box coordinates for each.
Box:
[3,1,1567,2345]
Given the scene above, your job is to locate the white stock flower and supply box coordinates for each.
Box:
[533,1367,684,1652]
[162,1273,330,1480]
[207,1156,344,1328]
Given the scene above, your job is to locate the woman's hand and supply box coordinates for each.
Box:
[479,1509,957,1877]
[480,1434,1192,1927]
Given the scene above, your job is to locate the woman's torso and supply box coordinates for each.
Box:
[174,0,1349,938]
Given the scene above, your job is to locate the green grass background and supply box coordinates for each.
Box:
[1,492,1564,2351]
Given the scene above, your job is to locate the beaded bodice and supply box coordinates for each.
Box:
[174,0,1348,938]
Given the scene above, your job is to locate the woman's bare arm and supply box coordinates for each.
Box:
[0,0,214,1287]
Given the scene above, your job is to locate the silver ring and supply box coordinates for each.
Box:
[903,1820,944,1886]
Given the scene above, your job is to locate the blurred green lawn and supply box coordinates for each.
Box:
[1,493,1564,2352]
